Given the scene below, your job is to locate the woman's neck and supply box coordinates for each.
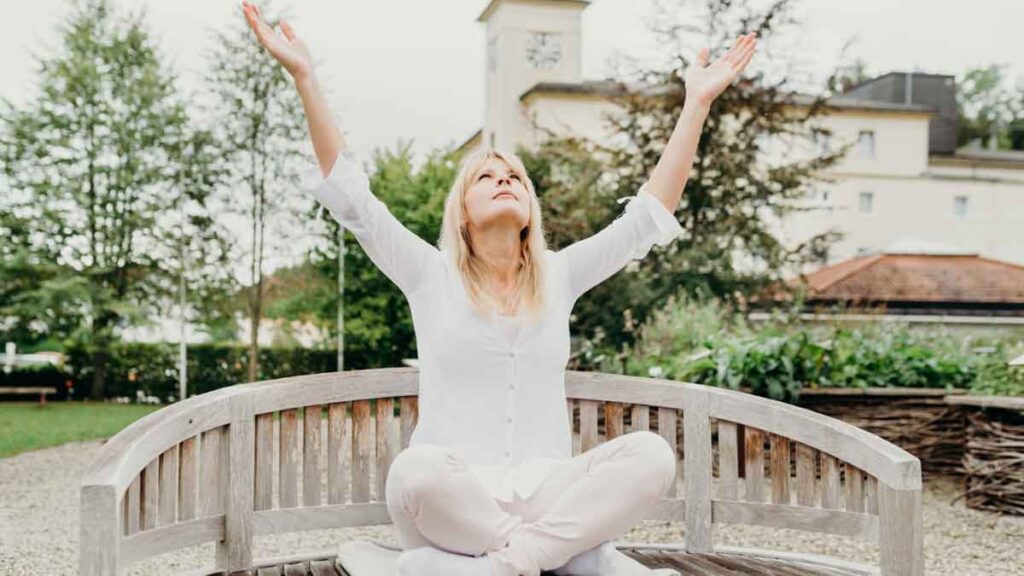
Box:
[473,223,522,285]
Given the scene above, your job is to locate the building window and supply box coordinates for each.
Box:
[856,130,875,158]
[858,191,874,214]
[953,195,968,217]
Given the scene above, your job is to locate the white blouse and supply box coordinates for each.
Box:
[300,148,683,502]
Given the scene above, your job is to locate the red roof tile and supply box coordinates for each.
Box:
[802,254,1024,305]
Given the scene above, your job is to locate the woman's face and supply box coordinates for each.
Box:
[464,158,530,234]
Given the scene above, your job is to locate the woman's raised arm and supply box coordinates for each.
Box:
[242,1,343,177]
[557,33,757,304]
[241,2,440,297]
[644,33,758,213]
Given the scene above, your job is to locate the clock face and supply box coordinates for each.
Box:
[526,31,562,69]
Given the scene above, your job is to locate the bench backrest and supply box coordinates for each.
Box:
[80,368,923,575]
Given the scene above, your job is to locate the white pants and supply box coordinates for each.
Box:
[384,430,676,576]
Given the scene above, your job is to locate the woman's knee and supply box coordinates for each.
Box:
[628,431,677,496]
[386,444,462,502]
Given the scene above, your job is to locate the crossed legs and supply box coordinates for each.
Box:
[384,430,677,576]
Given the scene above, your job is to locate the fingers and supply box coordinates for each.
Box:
[736,43,756,71]
[696,46,710,67]
[727,33,757,69]
[242,3,267,40]
[723,35,745,62]
[280,20,297,41]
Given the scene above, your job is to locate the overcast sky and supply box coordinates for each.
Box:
[1,0,1022,163]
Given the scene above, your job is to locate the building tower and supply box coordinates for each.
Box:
[477,0,590,152]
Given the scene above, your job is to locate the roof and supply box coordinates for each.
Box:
[519,80,628,101]
[931,146,1024,168]
[800,253,1024,307]
[477,0,589,22]
[516,80,936,115]
[457,129,482,154]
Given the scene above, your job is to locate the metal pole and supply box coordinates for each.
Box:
[337,224,345,372]
[178,196,188,402]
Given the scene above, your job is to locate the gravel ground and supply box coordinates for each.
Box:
[2,438,1022,576]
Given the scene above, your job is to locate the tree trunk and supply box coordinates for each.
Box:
[89,312,114,400]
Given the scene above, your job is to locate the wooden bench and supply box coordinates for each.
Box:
[79,368,924,575]
[1,385,57,405]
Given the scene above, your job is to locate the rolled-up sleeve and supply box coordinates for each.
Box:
[300,148,440,297]
[558,182,683,303]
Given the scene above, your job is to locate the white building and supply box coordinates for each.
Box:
[459,0,1024,268]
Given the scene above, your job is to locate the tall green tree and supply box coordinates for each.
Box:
[205,0,308,382]
[957,64,1023,150]
[270,142,457,367]
[524,0,847,361]
[0,0,224,397]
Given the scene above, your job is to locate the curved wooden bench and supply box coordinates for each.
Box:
[79,368,923,575]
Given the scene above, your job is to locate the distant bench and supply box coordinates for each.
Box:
[0,386,58,405]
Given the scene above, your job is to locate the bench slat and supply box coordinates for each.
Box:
[744,427,764,503]
[631,404,650,432]
[304,405,322,507]
[605,401,624,440]
[255,413,274,511]
[375,398,394,502]
[717,420,738,501]
[400,396,417,450]
[865,474,878,515]
[179,435,198,521]
[327,403,347,505]
[200,426,227,517]
[845,463,864,513]
[280,409,300,509]
[159,445,179,526]
[126,474,141,535]
[796,443,817,507]
[770,435,791,505]
[820,453,841,509]
[352,400,371,503]
[580,399,599,453]
[141,458,159,530]
[658,407,678,498]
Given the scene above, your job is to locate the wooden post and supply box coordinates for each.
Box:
[878,484,924,575]
[79,484,120,575]
[217,395,254,571]
[683,388,712,553]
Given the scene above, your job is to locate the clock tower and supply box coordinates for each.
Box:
[477,0,589,152]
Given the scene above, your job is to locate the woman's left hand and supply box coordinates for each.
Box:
[684,32,758,108]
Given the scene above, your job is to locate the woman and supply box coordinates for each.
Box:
[242,3,756,575]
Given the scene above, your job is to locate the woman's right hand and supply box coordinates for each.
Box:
[242,1,314,82]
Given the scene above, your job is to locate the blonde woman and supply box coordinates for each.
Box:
[242,3,757,575]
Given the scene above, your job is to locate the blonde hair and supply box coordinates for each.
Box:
[438,148,548,322]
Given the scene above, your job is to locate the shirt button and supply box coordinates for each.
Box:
[506,417,512,423]
[505,450,511,457]
[506,351,514,358]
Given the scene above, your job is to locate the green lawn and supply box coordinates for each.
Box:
[0,401,163,458]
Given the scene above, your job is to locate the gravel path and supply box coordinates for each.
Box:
[2,439,1022,575]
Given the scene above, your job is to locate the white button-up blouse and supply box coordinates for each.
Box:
[301,149,683,503]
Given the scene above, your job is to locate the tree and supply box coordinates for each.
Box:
[957,64,1023,150]
[0,0,225,397]
[272,142,458,367]
[205,0,308,382]
[524,0,847,361]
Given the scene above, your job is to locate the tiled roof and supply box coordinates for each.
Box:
[802,253,1024,305]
